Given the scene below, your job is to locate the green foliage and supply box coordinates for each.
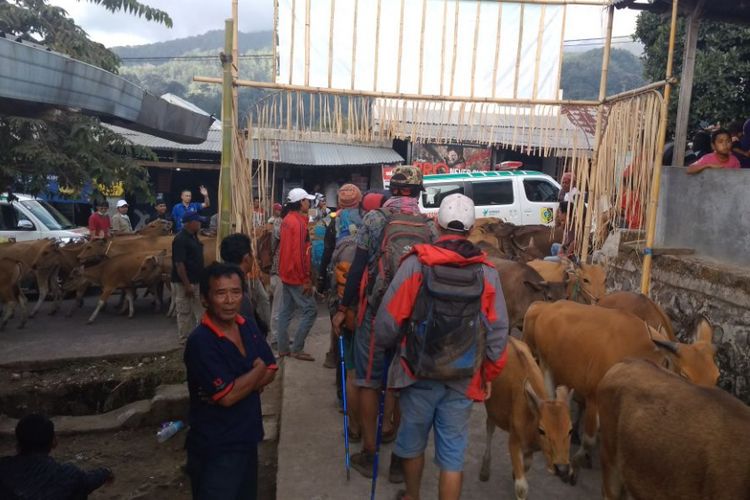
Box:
[635,11,750,136]
[561,48,647,101]
[0,0,172,197]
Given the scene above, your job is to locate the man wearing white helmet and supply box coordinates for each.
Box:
[373,194,510,500]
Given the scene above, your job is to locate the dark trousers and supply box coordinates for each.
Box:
[187,445,258,500]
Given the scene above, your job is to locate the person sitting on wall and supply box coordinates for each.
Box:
[147,196,175,227]
[0,414,114,498]
[686,128,741,175]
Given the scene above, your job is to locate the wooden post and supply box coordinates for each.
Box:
[580,4,613,262]
[219,19,235,243]
[641,0,680,295]
[673,2,703,167]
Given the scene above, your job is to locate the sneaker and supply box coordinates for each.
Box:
[388,452,405,484]
[323,351,337,369]
[350,451,375,478]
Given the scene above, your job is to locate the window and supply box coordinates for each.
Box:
[523,179,559,203]
[0,205,33,230]
[20,200,74,230]
[471,181,514,206]
[422,183,465,209]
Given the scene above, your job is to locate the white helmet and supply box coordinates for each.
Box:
[437,194,475,232]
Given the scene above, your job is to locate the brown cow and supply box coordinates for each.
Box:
[526,259,606,304]
[597,291,676,341]
[0,259,28,330]
[0,239,61,317]
[77,235,173,264]
[65,250,166,323]
[522,300,719,470]
[480,338,575,499]
[136,219,172,236]
[598,359,750,500]
[487,257,566,332]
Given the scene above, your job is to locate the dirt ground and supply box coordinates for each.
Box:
[0,429,277,499]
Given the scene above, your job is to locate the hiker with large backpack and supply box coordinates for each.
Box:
[373,193,510,500]
[332,166,439,482]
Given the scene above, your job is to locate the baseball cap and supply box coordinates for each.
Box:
[116,199,128,208]
[437,193,475,232]
[182,211,207,223]
[287,188,316,203]
[389,165,424,189]
[155,196,166,205]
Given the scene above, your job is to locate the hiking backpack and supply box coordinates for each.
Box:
[330,209,363,299]
[403,263,486,381]
[366,208,434,310]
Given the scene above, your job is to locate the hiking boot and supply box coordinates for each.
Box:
[323,351,337,369]
[350,451,375,478]
[388,452,405,484]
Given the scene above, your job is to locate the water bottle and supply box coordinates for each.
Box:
[156,420,184,443]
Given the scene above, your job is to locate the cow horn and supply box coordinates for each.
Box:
[652,338,679,355]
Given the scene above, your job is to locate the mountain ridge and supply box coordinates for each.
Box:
[112,30,273,59]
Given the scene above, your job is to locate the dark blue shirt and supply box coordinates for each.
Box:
[183,314,277,455]
[171,202,203,231]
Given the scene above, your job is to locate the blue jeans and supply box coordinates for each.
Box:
[276,283,317,354]
[186,446,258,500]
[544,242,562,262]
[395,379,473,471]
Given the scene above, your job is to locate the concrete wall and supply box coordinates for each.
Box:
[607,247,750,405]
[656,167,750,268]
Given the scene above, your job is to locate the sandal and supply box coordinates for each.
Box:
[381,427,397,444]
[292,352,315,362]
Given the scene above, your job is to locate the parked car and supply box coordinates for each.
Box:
[0,193,89,242]
[420,170,560,226]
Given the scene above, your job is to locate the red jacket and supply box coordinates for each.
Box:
[88,213,110,238]
[373,236,509,401]
[278,211,311,286]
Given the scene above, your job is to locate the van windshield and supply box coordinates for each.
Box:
[20,200,76,230]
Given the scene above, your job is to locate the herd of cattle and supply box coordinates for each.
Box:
[0,218,748,499]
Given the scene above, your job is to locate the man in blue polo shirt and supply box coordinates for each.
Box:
[184,262,277,500]
[172,185,210,232]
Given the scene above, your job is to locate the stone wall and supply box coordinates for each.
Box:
[606,246,750,404]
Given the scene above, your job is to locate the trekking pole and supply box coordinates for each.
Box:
[338,334,351,481]
[370,352,392,500]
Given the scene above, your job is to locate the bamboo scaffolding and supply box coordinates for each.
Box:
[449,0,460,96]
[513,4,526,99]
[418,0,428,94]
[491,2,503,98]
[327,0,335,88]
[351,0,358,90]
[304,0,311,87]
[273,0,279,78]
[373,0,382,92]
[396,0,406,93]
[289,0,296,84]
[532,5,546,100]
[439,0,448,96]
[469,0,482,98]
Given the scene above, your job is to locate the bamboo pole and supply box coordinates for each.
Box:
[513,4,525,99]
[304,0,311,87]
[603,80,670,103]
[231,0,239,115]
[555,4,567,95]
[219,18,235,243]
[449,0,460,96]
[418,0,428,94]
[192,76,601,106]
[289,0,296,85]
[273,0,279,79]
[373,0,382,91]
[532,5,546,100]
[641,0,680,295]
[440,0,448,96]
[469,0,482,98]
[580,4,614,262]
[491,2,503,98]
[327,0,336,88]
[351,0,358,90]
[396,0,406,93]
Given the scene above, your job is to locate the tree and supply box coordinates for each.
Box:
[0,0,172,197]
[561,48,646,101]
[635,11,750,137]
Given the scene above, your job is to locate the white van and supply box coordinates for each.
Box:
[0,193,89,242]
[419,170,560,226]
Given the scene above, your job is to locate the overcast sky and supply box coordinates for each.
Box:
[48,0,639,48]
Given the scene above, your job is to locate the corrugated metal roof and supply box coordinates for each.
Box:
[250,139,403,166]
[104,123,403,166]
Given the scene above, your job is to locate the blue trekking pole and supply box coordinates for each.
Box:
[338,334,351,481]
[370,352,392,500]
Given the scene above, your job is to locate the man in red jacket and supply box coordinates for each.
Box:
[276,188,317,361]
[374,194,509,500]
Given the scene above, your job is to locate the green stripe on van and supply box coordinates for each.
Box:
[423,170,544,181]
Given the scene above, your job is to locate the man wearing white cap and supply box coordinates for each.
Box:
[111,200,134,235]
[276,188,318,361]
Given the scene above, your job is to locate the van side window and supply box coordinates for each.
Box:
[472,181,514,206]
[422,183,464,209]
[0,205,17,230]
[523,179,559,202]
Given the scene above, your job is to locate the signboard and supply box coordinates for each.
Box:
[382,143,492,187]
